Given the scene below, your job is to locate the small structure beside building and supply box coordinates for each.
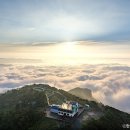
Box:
[85,104,90,108]
[50,101,79,117]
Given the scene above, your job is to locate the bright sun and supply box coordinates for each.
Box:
[61,42,78,57]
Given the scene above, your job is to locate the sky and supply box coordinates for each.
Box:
[0,0,130,42]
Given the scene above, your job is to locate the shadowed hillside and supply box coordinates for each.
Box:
[0,84,130,130]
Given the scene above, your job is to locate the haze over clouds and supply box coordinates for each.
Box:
[0,41,130,65]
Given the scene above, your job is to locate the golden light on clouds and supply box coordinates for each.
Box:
[0,41,130,65]
[60,42,78,57]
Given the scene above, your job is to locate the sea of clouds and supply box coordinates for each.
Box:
[0,63,130,113]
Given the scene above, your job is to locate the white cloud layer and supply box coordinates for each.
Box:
[0,64,130,113]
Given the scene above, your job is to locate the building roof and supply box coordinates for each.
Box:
[51,105,59,110]
[70,101,78,105]
[50,101,78,111]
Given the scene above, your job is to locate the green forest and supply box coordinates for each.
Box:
[0,84,130,130]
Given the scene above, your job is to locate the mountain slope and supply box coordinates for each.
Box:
[68,87,95,101]
[0,84,129,130]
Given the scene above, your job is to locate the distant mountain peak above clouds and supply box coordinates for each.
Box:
[68,87,95,101]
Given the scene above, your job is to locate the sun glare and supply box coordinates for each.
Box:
[61,42,78,56]
[65,41,77,46]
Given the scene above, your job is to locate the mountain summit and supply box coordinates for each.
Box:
[0,84,130,130]
[68,87,95,101]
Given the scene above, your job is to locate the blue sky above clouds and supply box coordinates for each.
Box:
[0,0,130,42]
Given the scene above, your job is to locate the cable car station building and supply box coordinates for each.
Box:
[50,101,79,117]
